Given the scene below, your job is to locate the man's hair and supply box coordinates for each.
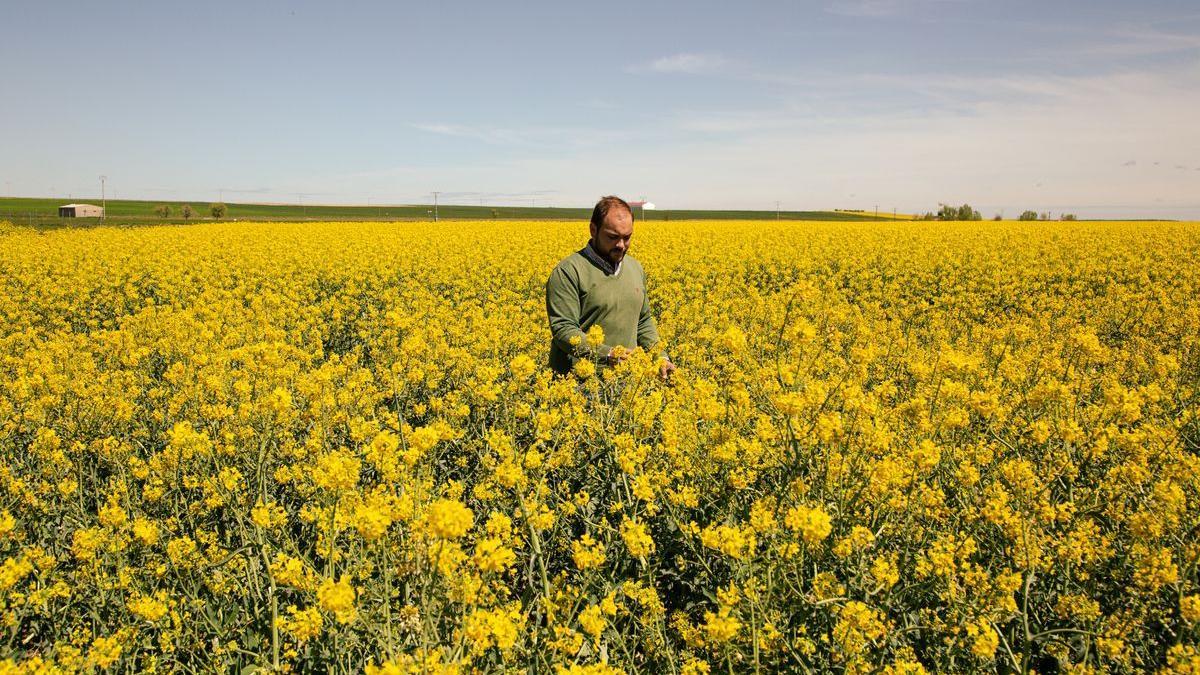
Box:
[590,195,633,229]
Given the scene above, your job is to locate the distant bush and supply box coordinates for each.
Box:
[936,203,982,221]
[1062,213,1077,221]
[211,203,228,220]
[154,205,171,219]
[180,204,193,220]
[1019,210,1039,221]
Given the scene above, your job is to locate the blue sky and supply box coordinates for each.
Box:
[3,0,1199,218]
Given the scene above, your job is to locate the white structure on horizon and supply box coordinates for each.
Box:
[59,203,104,218]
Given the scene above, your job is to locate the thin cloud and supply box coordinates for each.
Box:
[411,123,522,145]
[1075,25,1200,57]
[220,187,275,194]
[411,122,636,149]
[629,53,728,75]
[825,0,964,18]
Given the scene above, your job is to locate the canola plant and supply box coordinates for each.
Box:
[0,219,1198,673]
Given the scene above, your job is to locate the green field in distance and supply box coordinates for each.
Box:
[0,196,894,227]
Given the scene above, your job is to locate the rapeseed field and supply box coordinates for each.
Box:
[0,219,1198,673]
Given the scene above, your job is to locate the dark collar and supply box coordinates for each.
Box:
[580,240,617,275]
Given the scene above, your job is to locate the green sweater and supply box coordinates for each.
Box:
[545,247,661,375]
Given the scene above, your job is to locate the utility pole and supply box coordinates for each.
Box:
[874,204,879,219]
[432,191,440,222]
[775,201,781,219]
[100,175,107,221]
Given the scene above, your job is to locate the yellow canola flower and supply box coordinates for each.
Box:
[353,493,395,542]
[965,618,999,660]
[252,499,287,530]
[620,518,654,558]
[276,605,324,643]
[1181,595,1200,624]
[572,534,607,570]
[426,498,473,540]
[71,528,106,562]
[699,523,756,560]
[578,604,605,641]
[88,636,123,669]
[131,518,159,546]
[784,505,832,545]
[0,556,34,591]
[556,664,625,675]
[473,536,516,573]
[127,591,170,622]
[461,605,524,654]
[317,575,357,624]
[313,449,361,492]
[702,607,742,645]
[573,359,596,380]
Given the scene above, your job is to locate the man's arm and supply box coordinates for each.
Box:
[636,271,676,381]
[546,265,589,357]
[636,269,665,358]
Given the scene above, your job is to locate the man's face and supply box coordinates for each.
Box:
[589,207,634,267]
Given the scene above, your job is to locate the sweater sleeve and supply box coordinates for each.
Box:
[546,264,588,357]
[636,267,663,355]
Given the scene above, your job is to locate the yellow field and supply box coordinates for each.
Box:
[0,219,1198,673]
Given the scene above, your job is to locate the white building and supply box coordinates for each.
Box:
[59,203,104,218]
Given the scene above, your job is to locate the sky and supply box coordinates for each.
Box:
[2,0,1199,218]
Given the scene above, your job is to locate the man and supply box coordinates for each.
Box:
[546,195,676,380]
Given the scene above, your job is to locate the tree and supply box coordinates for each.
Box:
[1061,213,1077,221]
[490,209,500,219]
[180,204,193,220]
[936,203,982,221]
[1019,210,1039,221]
[210,203,227,219]
[993,213,1003,221]
[154,204,171,219]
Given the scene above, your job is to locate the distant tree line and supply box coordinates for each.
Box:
[916,203,982,221]
[152,203,227,220]
[918,203,1077,221]
[1019,210,1076,221]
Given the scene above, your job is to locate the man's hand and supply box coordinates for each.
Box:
[658,358,676,382]
[605,347,630,366]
